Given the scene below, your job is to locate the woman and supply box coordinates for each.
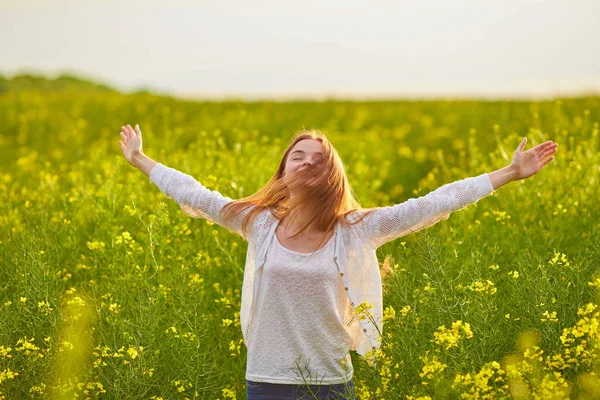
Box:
[119,124,557,400]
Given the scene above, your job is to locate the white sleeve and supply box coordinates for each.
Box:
[360,173,494,249]
[149,162,253,241]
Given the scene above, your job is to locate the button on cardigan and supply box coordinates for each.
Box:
[148,162,495,367]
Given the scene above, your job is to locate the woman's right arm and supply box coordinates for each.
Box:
[118,124,253,241]
[146,161,254,241]
[119,123,158,176]
[132,153,157,177]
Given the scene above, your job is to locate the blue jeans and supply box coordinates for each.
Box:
[246,378,356,400]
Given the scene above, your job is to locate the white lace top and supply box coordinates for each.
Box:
[245,230,357,385]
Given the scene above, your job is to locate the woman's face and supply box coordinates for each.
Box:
[283,139,324,187]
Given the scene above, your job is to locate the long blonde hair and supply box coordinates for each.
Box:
[220,128,377,250]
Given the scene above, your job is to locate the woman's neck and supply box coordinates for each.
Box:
[281,209,326,236]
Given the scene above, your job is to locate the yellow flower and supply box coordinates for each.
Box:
[15,337,40,355]
[541,310,559,323]
[221,386,236,398]
[431,320,473,350]
[354,301,375,321]
[37,301,53,315]
[587,278,600,288]
[419,351,447,382]
[468,279,497,295]
[491,210,511,224]
[399,306,412,318]
[383,305,396,322]
[127,347,138,360]
[86,240,106,250]
[548,252,570,268]
[577,303,597,316]
[452,360,507,398]
[166,326,177,334]
[0,368,19,383]
[0,346,12,358]
[66,297,86,307]
[61,341,74,351]
[524,346,544,362]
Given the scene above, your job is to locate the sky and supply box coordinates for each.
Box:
[1,0,599,100]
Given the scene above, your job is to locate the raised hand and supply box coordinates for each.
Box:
[510,137,558,180]
[119,124,144,165]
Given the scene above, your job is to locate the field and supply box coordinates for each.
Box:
[1,81,599,399]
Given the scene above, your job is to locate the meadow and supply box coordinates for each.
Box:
[0,80,599,399]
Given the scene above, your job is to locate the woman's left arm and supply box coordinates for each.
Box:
[360,137,559,249]
[488,166,518,190]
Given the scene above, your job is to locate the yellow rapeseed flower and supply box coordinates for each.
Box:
[468,279,497,295]
[127,347,138,359]
[383,305,396,322]
[587,278,600,288]
[222,319,233,327]
[86,240,106,250]
[541,310,559,323]
[431,320,473,350]
[399,306,412,318]
[419,351,447,383]
[549,252,570,268]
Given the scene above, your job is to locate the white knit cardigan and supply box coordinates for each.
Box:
[149,162,495,367]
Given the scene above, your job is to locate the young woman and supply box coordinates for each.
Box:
[119,124,557,400]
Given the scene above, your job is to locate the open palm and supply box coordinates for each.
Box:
[119,124,143,165]
[511,137,558,180]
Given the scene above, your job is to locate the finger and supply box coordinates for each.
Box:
[127,124,134,137]
[539,147,557,160]
[122,126,131,140]
[539,156,554,169]
[120,131,127,142]
[518,137,527,152]
[135,124,141,137]
[119,140,126,152]
[534,145,557,159]
[534,141,556,153]
[539,144,558,157]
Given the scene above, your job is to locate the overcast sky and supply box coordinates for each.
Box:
[1,0,599,99]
